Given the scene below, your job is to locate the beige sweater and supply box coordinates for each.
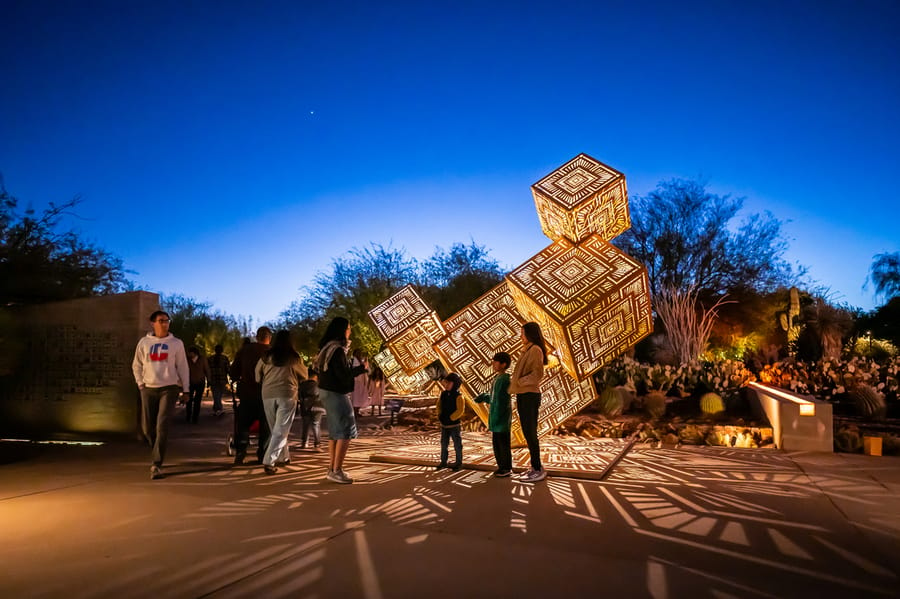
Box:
[509,343,545,394]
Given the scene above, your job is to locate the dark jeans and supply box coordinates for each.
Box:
[491,430,512,471]
[234,396,271,462]
[301,410,324,447]
[187,383,204,423]
[516,392,542,471]
[140,385,179,466]
[440,425,462,467]
[210,384,226,413]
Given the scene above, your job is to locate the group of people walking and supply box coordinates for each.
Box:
[132,310,549,484]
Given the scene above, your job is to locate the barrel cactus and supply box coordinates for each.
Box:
[834,429,862,453]
[596,387,623,418]
[700,392,725,415]
[644,392,667,419]
[853,384,886,420]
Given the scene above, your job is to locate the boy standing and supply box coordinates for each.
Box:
[436,373,465,471]
[475,352,513,477]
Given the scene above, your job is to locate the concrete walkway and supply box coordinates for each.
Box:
[1,408,898,598]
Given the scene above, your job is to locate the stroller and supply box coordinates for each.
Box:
[226,419,259,456]
[225,384,260,456]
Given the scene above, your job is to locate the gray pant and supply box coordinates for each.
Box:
[262,395,297,466]
[140,385,180,466]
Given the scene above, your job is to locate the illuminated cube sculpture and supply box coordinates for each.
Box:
[532,153,630,243]
[367,153,652,441]
[506,234,652,380]
[368,285,446,375]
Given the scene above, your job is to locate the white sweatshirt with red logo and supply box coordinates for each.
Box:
[132,333,190,392]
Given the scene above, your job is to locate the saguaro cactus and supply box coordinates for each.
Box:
[779,286,801,354]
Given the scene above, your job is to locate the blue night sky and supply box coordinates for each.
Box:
[2,0,898,324]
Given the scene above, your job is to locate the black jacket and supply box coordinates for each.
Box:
[318,347,366,394]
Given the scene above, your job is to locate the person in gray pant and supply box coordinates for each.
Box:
[132,310,190,480]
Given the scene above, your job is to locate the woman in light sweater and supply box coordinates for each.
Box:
[509,321,548,482]
[255,330,308,475]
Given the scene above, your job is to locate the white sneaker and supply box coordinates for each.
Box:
[516,469,533,480]
[326,470,352,484]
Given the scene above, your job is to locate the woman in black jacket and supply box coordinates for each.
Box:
[314,317,368,484]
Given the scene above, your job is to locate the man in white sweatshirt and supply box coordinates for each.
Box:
[132,310,190,480]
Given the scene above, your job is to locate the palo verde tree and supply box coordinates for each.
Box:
[278,240,506,359]
[418,241,505,320]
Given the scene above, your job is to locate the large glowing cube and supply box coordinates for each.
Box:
[367,154,652,444]
[368,285,446,375]
[506,234,652,380]
[532,153,630,243]
[372,348,432,395]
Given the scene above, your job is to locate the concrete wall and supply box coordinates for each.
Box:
[0,291,160,438]
[747,382,834,452]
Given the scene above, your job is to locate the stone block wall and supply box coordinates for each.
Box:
[0,291,160,438]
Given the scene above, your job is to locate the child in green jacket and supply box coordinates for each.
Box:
[475,352,512,477]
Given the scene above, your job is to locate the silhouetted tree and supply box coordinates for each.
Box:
[0,181,129,306]
[278,240,506,357]
[279,243,417,357]
[419,241,505,319]
[614,179,803,365]
[161,294,252,358]
[614,178,801,299]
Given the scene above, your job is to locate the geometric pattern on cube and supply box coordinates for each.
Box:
[432,281,526,443]
[566,273,652,378]
[536,365,598,438]
[368,285,439,342]
[385,312,445,375]
[373,348,432,395]
[506,234,652,380]
[532,152,629,243]
[372,348,402,378]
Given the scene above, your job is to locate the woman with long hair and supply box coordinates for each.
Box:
[509,321,548,482]
[255,330,308,475]
[314,317,368,484]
